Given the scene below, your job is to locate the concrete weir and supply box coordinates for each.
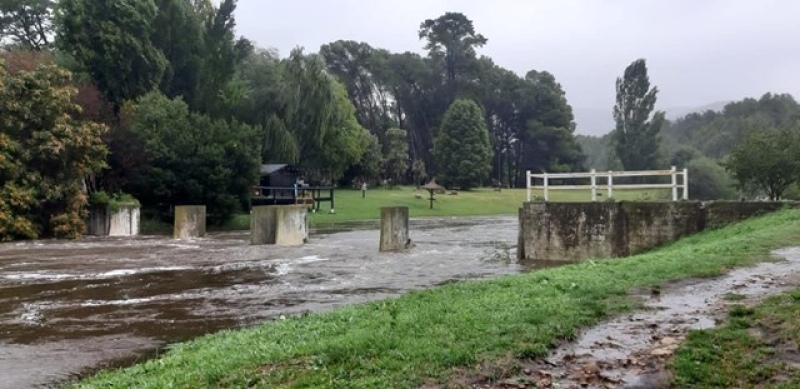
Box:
[518,201,790,263]
[173,205,207,239]
[379,206,410,252]
[87,205,140,236]
[250,205,308,246]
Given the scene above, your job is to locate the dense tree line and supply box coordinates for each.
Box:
[1,3,589,239]
[3,0,796,240]
[661,93,800,159]
[661,93,800,200]
[319,13,584,187]
[582,87,800,200]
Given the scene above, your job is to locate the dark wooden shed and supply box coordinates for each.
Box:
[259,164,302,188]
[251,164,336,212]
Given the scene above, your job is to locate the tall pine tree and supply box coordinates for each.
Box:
[611,59,664,170]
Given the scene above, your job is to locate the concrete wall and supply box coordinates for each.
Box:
[88,205,140,236]
[250,205,308,246]
[703,201,789,229]
[518,201,791,263]
[174,206,206,239]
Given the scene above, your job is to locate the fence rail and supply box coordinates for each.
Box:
[526,167,689,202]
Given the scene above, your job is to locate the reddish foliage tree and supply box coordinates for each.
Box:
[73,83,115,124]
[0,49,53,74]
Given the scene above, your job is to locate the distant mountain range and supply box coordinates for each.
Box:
[573,101,730,136]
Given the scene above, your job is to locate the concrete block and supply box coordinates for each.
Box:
[88,205,140,236]
[250,205,308,246]
[380,206,410,252]
[518,200,787,264]
[174,205,206,239]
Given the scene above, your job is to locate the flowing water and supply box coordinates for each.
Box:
[514,247,800,389]
[0,216,521,389]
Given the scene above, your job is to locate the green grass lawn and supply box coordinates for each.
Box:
[308,186,670,226]
[140,186,670,234]
[669,289,800,388]
[71,209,800,388]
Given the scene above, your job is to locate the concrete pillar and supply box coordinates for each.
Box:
[88,205,140,236]
[174,205,206,239]
[250,205,308,246]
[251,206,277,245]
[379,206,410,252]
[87,206,109,236]
[109,205,140,236]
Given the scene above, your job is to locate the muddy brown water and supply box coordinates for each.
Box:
[0,216,522,389]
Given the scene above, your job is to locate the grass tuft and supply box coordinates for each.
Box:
[670,288,800,388]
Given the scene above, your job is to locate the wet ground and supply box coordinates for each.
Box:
[494,247,800,389]
[0,216,521,389]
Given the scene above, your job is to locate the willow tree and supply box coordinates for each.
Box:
[264,48,369,180]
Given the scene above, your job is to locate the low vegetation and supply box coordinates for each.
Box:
[88,191,140,211]
[669,289,800,388]
[72,209,800,388]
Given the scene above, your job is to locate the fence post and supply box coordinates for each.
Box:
[526,170,532,202]
[590,169,597,201]
[670,166,678,201]
[608,170,613,199]
[683,168,689,200]
[543,172,549,202]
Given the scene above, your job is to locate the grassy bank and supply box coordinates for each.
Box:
[141,187,669,234]
[73,210,800,389]
[669,289,800,388]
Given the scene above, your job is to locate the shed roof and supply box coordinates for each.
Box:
[260,164,289,175]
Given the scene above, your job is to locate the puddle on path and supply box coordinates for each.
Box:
[517,247,800,389]
[0,216,521,389]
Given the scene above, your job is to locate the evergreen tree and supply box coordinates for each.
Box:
[56,0,167,110]
[433,99,492,189]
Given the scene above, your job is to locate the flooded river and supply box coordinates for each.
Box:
[0,216,521,388]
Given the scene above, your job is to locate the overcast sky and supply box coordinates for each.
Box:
[234,0,800,134]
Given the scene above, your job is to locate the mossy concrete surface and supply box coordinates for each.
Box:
[174,206,207,239]
[518,201,796,262]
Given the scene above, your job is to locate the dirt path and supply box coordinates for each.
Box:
[486,247,800,389]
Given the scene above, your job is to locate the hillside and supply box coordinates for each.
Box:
[575,101,731,137]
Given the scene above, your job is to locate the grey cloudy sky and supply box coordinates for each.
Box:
[234,0,800,134]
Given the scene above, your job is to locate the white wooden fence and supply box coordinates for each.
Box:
[526,167,689,202]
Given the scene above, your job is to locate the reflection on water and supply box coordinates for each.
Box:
[0,216,524,389]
